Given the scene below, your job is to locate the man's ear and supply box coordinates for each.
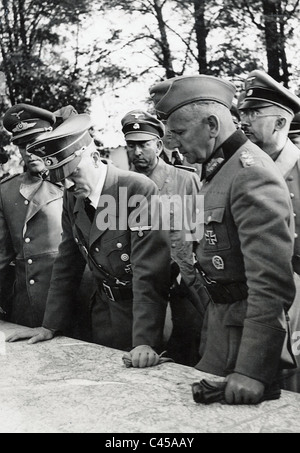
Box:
[156,139,163,156]
[275,117,287,131]
[91,150,101,166]
[207,114,220,137]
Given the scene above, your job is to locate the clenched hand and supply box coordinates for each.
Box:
[224,372,265,404]
[129,345,160,368]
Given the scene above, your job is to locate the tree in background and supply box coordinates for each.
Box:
[219,0,300,87]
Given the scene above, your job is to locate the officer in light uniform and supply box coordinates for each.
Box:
[238,70,300,391]
[0,104,64,327]
[121,110,202,366]
[6,113,171,368]
[150,74,296,404]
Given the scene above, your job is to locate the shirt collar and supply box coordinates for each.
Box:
[88,160,108,208]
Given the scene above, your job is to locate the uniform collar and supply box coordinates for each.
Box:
[275,138,300,178]
[202,129,247,181]
[148,157,170,190]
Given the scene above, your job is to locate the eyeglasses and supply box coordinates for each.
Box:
[239,110,280,122]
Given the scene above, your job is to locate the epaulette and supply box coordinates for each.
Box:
[239,150,256,167]
[0,173,21,184]
[174,165,197,173]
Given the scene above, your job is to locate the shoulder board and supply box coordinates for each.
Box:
[0,173,21,184]
[174,165,197,173]
[239,150,256,168]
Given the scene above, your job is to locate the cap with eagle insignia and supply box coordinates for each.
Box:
[121,110,165,141]
[2,103,56,145]
[238,70,300,115]
[26,113,93,183]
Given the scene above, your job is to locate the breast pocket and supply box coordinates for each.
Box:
[203,207,231,252]
[100,233,132,277]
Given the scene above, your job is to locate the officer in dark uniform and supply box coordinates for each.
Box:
[121,109,202,366]
[238,70,300,392]
[6,113,171,368]
[0,104,64,327]
[150,74,296,404]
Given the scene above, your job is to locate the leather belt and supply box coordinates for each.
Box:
[194,261,248,304]
[101,282,133,302]
[205,281,248,304]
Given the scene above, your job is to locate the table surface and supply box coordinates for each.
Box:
[0,320,300,434]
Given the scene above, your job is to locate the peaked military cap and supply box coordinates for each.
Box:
[288,112,300,136]
[26,114,93,183]
[239,70,300,115]
[2,103,56,145]
[121,109,165,141]
[149,75,236,120]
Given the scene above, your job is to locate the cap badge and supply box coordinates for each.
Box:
[133,123,140,130]
[45,158,53,166]
[11,110,24,120]
[246,89,253,96]
[12,121,36,133]
[131,113,144,119]
[212,255,224,270]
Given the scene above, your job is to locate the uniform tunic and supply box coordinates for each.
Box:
[42,163,171,351]
[0,172,63,327]
[194,130,296,386]
[147,157,203,365]
[275,138,300,391]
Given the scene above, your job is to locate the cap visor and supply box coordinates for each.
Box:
[49,155,82,183]
[125,132,159,141]
[239,99,274,110]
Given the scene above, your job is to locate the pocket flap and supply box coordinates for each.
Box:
[204,207,225,225]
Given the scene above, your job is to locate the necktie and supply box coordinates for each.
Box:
[172,150,183,166]
[84,198,96,223]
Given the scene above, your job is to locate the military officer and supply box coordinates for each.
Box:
[0,104,64,327]
[150,74,296,404]
[6,113,171,368]
[121,109,202,366]
[238,70,300,392]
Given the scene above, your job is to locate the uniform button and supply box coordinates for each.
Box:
[207,215,212,222]
[170,227,174,231]
[290,193,295,198]
[171,243,176,248]
[294,212,297,217]
[27,259,33,264]
[196,208,200,214]
[170,210,174,215]
[116,243,122,248]
[29,279,35,285]
[287,176,294,181]
[24,238,30,243]
[75,238,79,243]
[295,233,298,239]
[24,200,29,205]
[95,247,100,252]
